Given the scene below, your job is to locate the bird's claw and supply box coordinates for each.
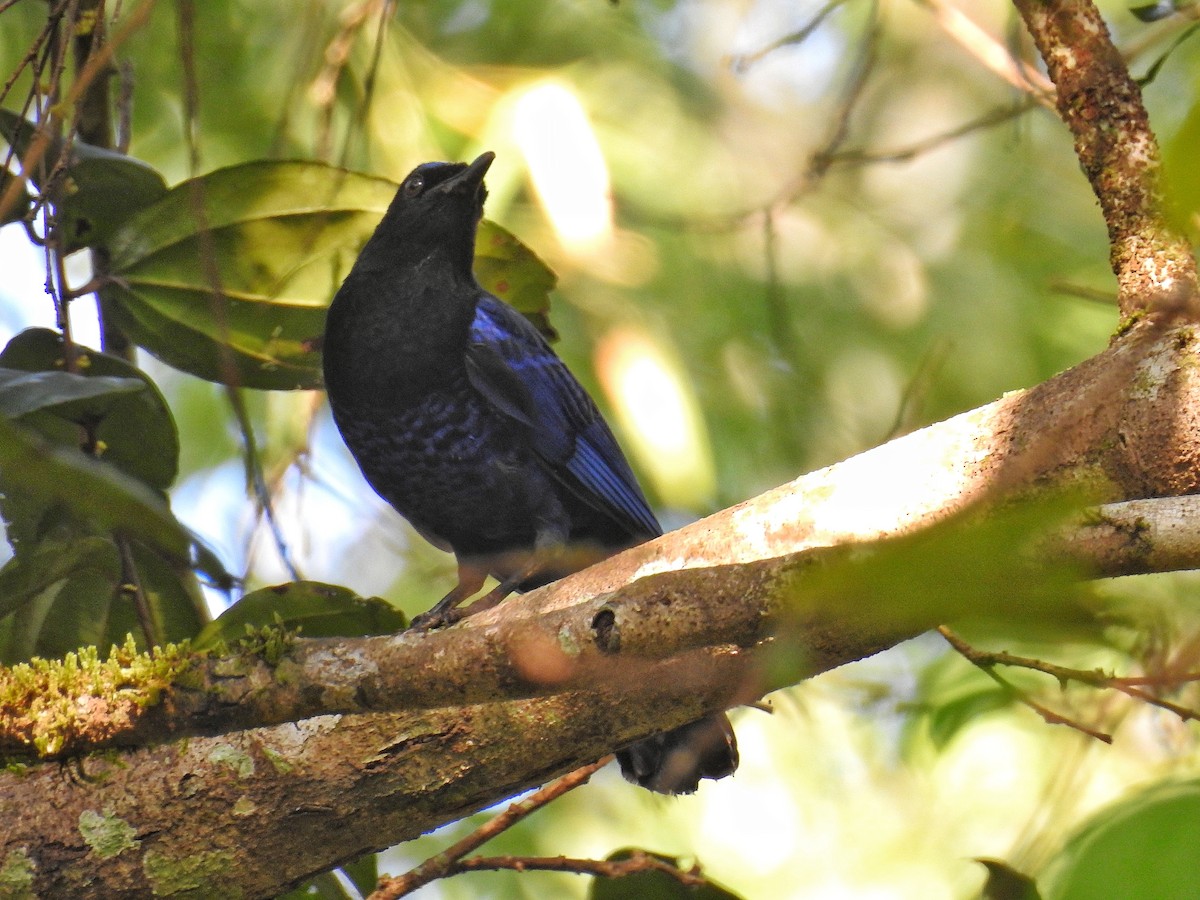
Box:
[408,606,465,632]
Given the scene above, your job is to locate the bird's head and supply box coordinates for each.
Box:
[396,151,493,226]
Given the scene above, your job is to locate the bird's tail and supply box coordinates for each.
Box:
[615,713,738,794]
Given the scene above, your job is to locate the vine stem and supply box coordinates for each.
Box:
[369,758,609,899]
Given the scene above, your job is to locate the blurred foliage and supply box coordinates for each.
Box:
[1040,779,1200,899]
[3,0,1200,897]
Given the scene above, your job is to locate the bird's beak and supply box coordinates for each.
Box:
[435,152,495,195]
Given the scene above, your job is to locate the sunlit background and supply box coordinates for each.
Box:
[3,0,1200,896]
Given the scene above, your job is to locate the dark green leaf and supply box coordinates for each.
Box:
[57,152,169,252]
[0,168,31,225]
[0,328,179,490]
[1041,780,1200,900]
[925,687,1014,750]
[126,538,209,642]
[0,536,206,664]
[0,109,169,252]
[279,856,379,900]
[0,536,118,621]
[0,108,50,171]
[590,850,743,900]
[977,859,1042,900]
[0,415,189,560]
[0,368,145,419]
[194,581,407,649]
[0,569,114,664]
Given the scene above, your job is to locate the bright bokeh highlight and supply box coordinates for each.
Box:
[595,327,715,510]
[512,81,613,255]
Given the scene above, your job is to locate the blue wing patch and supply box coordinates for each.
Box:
[466,295,661,540]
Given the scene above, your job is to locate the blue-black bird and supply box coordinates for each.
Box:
[322,152,737,794]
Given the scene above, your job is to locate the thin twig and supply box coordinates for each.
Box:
[882,337,951,442]
[914,0,1054,100]
[0,2,63,109]
[800,0,880,192]
[336,0,392,169]
[453,850,709,886]
[825,97,1039,168]
[1047,279,1118,305]
[370,758,609,899]
[117,533,160,648]
[938,626,1114,743]
[175,0,300,583]
[0,0,154,233]
[309,0,378,161]
[941,625,1200,724]
[728,0,851,71]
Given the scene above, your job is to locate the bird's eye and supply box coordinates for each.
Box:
[403,175,424,197]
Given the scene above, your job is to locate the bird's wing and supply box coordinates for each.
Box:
[466,295,661,539]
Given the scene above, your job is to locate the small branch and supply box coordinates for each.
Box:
[336,0,392,169]
[1012,0,1198,313]
[0,0,154,225]
[172,10,301,581]
[916,0,1055,100]
[309,0,380,162]
[370,758,608,899]
[1048,279,1117,305]
[799,4,879,191]
[728,0,851,71]
[937,626,1200,727]
[825,97,1038,168]
[938,626,1114,743]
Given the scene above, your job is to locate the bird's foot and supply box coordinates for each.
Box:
[407,605,466,632]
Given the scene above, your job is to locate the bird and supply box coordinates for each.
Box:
[322,151,737,794]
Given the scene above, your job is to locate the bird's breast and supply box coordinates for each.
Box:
[330,374,555,556]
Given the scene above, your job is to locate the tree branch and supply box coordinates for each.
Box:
[1013,0,1198,312]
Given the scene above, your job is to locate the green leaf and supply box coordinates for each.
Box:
[924,686,1014,750]
[280,856,379,900]
[475,219,559,340]
[0,108,51,169]
[1163,94,1200,240]
[0,415,189,561]
[57,152,170,252]
[103,161,399,390]
[0,536,206,664]
[0,368,145,419]
[0,569,115,664]
[0,108,168,252]
[977,859,1042,900]
[194,581,407,649]
[99,160,559,390]
[0,168,31,225]
[0,536,118,621]
[1041,780,1200,900]
[0,328,180,490]
[589,850,743,900]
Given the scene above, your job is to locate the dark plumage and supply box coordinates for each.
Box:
[322,151,737,793]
